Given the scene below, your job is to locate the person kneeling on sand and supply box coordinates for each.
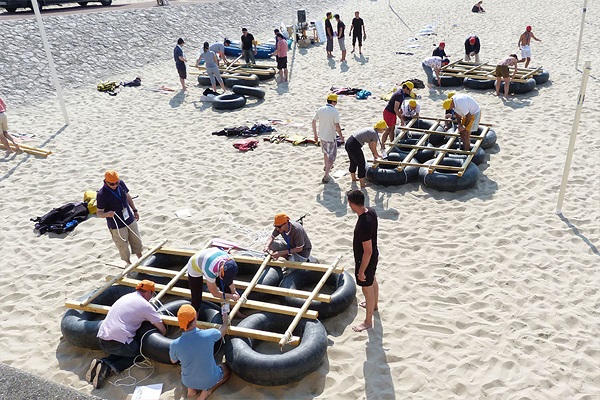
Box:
[0,97,22,155]
[170,304,231,400]
[87,280,166,389]
[495,54,520,97]
[345,120,387,189]
[264,213,313,262]
[347,189,379,333]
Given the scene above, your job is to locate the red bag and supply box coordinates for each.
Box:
[233,139,259,152]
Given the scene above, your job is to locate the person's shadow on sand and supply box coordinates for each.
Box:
[169,90,186,108]
[316,181,348,217]
[353,53,369,65]
[364,313,395,399]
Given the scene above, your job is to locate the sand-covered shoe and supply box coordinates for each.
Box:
[85,359,100,383]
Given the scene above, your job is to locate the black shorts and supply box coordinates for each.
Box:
[355,259,377,287]
[277,56,288,70]
[177,64,187,79]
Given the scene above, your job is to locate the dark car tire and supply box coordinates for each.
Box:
[419,158,480,192]
[232,85,266,99]
[78,2,88,6]
[224,74,259,88]
[464,78,495,90]
[500,78,536,94]
[212,94,246,110]
[5,7,17,12]
[100,0,112,5]
[434,76,464,87]
[533,70,550,85]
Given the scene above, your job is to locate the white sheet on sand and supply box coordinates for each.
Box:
[332,169,348,178]
[132,383,162,400]
[175,208,192,218]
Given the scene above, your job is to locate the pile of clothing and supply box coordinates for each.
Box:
[212,123,276,137]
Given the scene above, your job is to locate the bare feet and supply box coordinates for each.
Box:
[359,301,378,310]
[352,322,372,332]
[186,388,198,398]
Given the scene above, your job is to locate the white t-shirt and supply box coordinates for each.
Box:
[186,248,229,282]
[452,94,480,116]
[422,56,442,69]
[401,102,420,117]
[313,104,340,142]
[97,292,162,344]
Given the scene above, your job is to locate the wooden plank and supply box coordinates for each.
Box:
[418,116,493,127]
[279,256,341,348]
[521,66,542,79]
[80,240,168,307]
[229,254,271,320]
[117,277,319,319]
[64,300,300,345]
[133,265,332,302]
[156,248,346,274]
[0,143,52,157]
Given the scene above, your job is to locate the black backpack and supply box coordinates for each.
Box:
[31,202,89,235]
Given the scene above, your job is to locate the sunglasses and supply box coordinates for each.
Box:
[105,180,119,187]
[273,223,286,229]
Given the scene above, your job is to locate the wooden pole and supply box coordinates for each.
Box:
[556,61,591,214]
[278,255,341,348]
[229,254,271,320]
[64,300,300,345]
[157,247,345,274]
[575,0,589,69]
[152,239,212,304]
[79,240,167,307]
[116,276,319,319]
[0,143,52,157]
[131,264,332,302]
[225,54,244,73]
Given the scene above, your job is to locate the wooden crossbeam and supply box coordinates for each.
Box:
[117,277,319,319]
[134,265,332,303]
[64,300,300,346]
[440,60,545,82]
[157,247,346,274]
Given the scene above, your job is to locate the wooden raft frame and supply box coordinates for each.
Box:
[64,240,348,347]
[440,60,543,83]
[372,116,493,177]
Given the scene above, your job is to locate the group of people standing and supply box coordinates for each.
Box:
[325,11,366,61]
[424,25,541,96]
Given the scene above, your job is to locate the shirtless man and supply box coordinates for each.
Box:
[518,26,541,68]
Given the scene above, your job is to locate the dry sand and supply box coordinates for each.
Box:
[1,0,599,399]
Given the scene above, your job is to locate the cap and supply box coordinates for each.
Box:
[177,38,184,45]
[136,279,155,292]
[469,37,476,44]
[442,58,450,65]
[327,93,338,102]
[203,41,209,49]
[177,304,197,329]
[447,91,456,99]
[442,99,454,110]
[104,170,119,183]
[526,25,532,31]
[221,259,238,288]
[274,213,290,226]
[409,100,417,108]
[242,28,248,32]
[439,42,445,47]
[374,120,388,130]
[402,81,414,91]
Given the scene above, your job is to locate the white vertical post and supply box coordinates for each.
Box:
[31,1,70,125]
[575,0,588,69]
[555,61,591,214]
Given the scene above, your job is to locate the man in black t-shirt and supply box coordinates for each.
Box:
[334,14,347,62]
[349,11,366,55]
[348,189,379,333]
[325,12,334,59]
[241,28,257,64]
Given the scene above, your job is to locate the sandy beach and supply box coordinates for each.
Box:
[1,0,599,399]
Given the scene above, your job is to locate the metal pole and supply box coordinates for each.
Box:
[575,0,588,69]
[555,61,591,214]
[31,1,70,125]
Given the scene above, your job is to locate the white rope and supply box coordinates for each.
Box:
[109,297,178,387]
[110,213,143,243]
[215,212,271,250]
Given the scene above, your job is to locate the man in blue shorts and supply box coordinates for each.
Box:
[170,304,231,399]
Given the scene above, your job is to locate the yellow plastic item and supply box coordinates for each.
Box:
[83,190,97,214]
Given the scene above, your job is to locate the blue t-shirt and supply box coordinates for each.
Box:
[170,328,222,390]
[174,45,185,67]
[96,180,134,229]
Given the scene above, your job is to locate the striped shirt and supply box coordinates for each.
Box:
[186,248,229,282]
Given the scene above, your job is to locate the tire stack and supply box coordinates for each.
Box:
[197,70,272,110]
